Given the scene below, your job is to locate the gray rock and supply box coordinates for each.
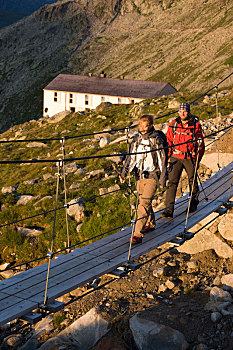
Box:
[0,270,15,279]
[69,183,80,190]
[38,307,109,350]
[221,274,233,291]
[210,286,233,303]
[20,316,54,350]
[17,226,44,238]
[99,137,110,148]
[99,184,120,195]
[74,168,86,176]
[16,195,34,205]
[65,162,78,173]
[177,229,233,259]
[3,334,23,348]
[76,223,83,233]
[218,214,233,241]
[1,185,18,194]
[46,111,70,123]
[23,179,40,185]
[211,312,222,323]
[153,268,164,277]
[213,276,221,286]
[165,279,175,289]
[129,313,188,350]
[168,99,180,109]
[43,173,53,181]
[67,198,85,218]
[26,142,47,148]
[35,196,53,205]
[187,261,197,269]
[158,284,167,293]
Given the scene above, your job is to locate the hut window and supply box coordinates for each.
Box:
[54,92,58,102]
[85,95,89,105]
[69,93,73,104]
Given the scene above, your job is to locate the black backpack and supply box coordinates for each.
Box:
[154,129,169,163]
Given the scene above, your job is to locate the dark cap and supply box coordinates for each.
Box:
[179,102,190,113]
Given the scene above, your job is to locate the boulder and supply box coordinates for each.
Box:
[17,226,44,238]
[209,286,232,303]
[46,111,70,124]
[221,274,233,291]
[16,195,34,205]
[2,334,23,348]
[95,102,112,112]
[19,316,54,350]
[23,179,40,185]
[26,142,47,148]
[67,198,85,222]
[38,307,109,350]
[201,153,233,172]
[65,162,79,173]
[218,213,233,241]
[43,173,53,181]
[99,137,110,148]
[130,313,188,350]
[168,99,180,109]
[1,185,17,194]
[177,229,233,259]
[99,184,120,195]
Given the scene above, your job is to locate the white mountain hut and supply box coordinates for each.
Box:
[43,73,177,117]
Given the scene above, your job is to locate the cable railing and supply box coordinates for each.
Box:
[0,72,232,145]
[0,72,232,311]
[0,124,232,165]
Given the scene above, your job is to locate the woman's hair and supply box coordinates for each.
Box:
[139,114,153,126]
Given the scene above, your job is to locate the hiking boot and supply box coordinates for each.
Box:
[143,225,155,233]
[131,236,143,244]
[159,211,173,219]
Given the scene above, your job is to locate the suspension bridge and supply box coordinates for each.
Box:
[0,73,232,327]
[0,160,232,326]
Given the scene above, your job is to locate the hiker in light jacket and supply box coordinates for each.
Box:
[160,102,205,219]
[120,115,167,244]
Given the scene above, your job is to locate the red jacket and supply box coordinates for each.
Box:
[166,116,205,162]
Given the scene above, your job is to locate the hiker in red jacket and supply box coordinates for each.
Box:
[160,102,205,218]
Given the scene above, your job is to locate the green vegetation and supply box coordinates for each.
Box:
[224,56,233,67]
[53,311,66,328]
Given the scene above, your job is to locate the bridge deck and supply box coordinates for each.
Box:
[0,162,232,326]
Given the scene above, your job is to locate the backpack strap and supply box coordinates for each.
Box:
[172,116,198,156]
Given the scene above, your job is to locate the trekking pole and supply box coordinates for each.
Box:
[126,127,134,219]
[112,163,137,199]
[127,153,145,262]
[188,143,208,201]
[60,138,70,250]
[43,160,61,305]
[196,172,208,201]
[183,141,201,236]
[215,86,221,170]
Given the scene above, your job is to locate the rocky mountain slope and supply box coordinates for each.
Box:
[0,0,233,132]
[0,90,232,349]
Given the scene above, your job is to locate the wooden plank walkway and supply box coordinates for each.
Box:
[0,162,232,326]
